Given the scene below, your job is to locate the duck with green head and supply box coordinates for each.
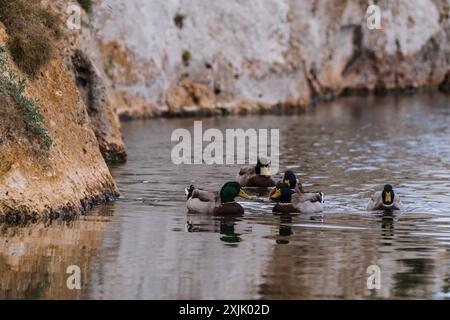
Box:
[277,170,324,203]
[185,182,252,215]
[236,158,276,188]
[270,181,324,214]
[367,184,402,211]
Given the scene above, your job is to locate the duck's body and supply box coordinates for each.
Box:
[186,182,252,215]
[270,180,324,214]
[186,187,219,214]
[367,185,401,211]
[292,192,324,213]
[272,198,324,214]
[236,158,275,187]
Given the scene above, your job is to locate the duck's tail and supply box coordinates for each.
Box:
[185,185,195,199]
[320,192,325,203]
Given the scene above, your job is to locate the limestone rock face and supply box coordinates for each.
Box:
[0,25,118,218]
[50,0,127,163]
[71,49,127,163]
[92,0,450,117]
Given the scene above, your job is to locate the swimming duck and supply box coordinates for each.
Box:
[185,182,252,215]
[270,182,324,214]
[280,170,304,192]
[367,184,401,211]
[279,170,324,203]
[236,158,276,187]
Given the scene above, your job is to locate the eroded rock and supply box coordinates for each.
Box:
[91,0,449,118]
[48,0,127,163]
[0,24,119,218]
[72,50,127,163]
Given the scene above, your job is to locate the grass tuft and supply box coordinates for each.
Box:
[0,44,53,150]
[37,9,63,39]
[174,12,186,29]
[0,0,62,78]
[182,49,191,66]
[104,58,115,80]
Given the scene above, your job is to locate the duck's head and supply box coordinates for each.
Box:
[269,182,293,203]
[255,158,271,177]
[283,170,297,189]
[220,182,252,203]
[382,184,395,206]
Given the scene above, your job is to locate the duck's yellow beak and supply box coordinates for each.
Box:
[238,188,252,200]
[261,166,271,177]
[270,188,282,200]
[384,191,392,203]
[283,178,290,187]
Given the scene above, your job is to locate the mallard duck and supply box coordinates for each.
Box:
[367,184,401,211]
[279,170,324,203]
[269,182,324,214]
[236,158,275,187]
[280,170,304,192]
[185,182,252,215]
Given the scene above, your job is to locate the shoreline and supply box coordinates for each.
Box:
[0,191,118,224]
[118,85,449,121]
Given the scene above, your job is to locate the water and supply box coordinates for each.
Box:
[1,92,449,299]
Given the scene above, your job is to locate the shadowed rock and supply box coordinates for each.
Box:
[72,50,127,164]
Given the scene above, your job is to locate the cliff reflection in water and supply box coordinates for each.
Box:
[1,92,449,299]
[0,205,114,299]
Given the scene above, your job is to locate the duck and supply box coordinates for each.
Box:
[185,181,252,215]
[278,170,324,203]
[280,170,303,191]
[269,182,324,214]
[236,158,276,187]
[367,184,401,211]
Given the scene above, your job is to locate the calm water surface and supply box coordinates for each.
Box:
[1,93,449,299]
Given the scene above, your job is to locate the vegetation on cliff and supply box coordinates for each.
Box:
[174,12,186,29]
[182,49,192,66]
[77,0,93,14]
[0,45,52,150]
[0,0,61,78]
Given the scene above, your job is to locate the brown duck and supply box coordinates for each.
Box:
[236,158,275,187]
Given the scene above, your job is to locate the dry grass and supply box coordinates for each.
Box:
[0,45,53,150]
[0,0,62,78]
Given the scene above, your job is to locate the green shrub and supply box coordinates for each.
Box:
[0,44,53,150]
[104,58,115,80]
[77,0,93,14]
[0,0,61,78]
[182,49,191,66]
[174,12,186,29]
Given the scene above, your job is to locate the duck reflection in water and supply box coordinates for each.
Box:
[381,211,396,240]
[185,216,242,245]
[219,218,241,245]
[276,214,293,245]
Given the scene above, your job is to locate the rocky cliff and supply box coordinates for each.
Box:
[50,0,127,163]
[0,14,118,219]
[92,0,450,118]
